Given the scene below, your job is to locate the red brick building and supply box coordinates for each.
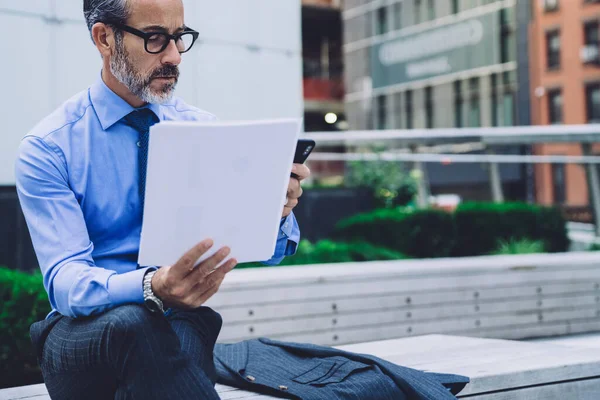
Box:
[530,0,600,209]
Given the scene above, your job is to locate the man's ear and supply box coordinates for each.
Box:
[91,22,114,58]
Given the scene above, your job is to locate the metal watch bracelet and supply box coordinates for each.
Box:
[143,270,165,314]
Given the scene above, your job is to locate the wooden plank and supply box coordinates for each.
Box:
[218,302,600,343]
[5,334,600,400]
[218,292,599,335]
[216,282,600,323]
[338,335,600,397]
[0,385,49,400]
[218,253,600,290]
[460,378,600,400]
[237,312,600,347]
[209,269,600,308]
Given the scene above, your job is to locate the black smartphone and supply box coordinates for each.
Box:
[291,139,316,179]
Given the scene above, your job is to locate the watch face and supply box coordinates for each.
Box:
[144,298,161,313]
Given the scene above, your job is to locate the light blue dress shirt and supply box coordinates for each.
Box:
[15,75,300,319]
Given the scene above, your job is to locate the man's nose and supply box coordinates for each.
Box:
[161,39,182,66]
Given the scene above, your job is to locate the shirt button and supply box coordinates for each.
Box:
[279,385,288,391]
[246,375,256,382]
[137,141,142,148]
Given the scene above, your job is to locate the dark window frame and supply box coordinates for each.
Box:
[546,29,561,70]
[454,80,463,128]
[376,7,388,35]
[586,82,600,123]
[406,90,414,129]
[425,86,434,129]
[547,88,563,124]
[551,161,567,204]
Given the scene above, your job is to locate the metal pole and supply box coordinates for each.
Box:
[582,143,600,237]
[411,146,430,208]
[487,149,504,202]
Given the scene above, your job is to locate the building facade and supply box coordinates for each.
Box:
[342,0,531,199]
[302,0,346,132]
[530,0,600,211]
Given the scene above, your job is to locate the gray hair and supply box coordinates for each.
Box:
[83,0,129,42]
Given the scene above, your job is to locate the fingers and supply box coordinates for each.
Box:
[189,258,237,307]
[287,178,303,199]
[171,239,214,279]
[190,246,231,280]
[292,164,311,181]
[284,197,299,210]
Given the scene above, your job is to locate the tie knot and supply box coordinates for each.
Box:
[123,108,159,133]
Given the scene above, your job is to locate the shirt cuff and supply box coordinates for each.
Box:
[108,267,155,306]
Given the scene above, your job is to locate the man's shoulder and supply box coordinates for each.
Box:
[27,88,93,140]
[160,96,218,122]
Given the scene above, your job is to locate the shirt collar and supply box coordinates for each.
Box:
[90,72,164,131]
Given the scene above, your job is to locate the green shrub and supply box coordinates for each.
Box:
[334,208,457,258]
[492,238,545,255]
[236,239,407,269]
[454,202,569,256]
[345,158,417,208]
[0,267,49,388]
[589,243,600,251]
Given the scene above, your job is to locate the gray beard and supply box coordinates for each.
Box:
[109,40,177,105]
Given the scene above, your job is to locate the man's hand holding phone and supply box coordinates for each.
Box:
[283,163,310,218]
[283,139,314,218]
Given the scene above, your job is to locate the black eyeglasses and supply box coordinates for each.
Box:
[110,22,199,54]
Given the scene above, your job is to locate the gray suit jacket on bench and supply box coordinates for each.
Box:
[214,338,469,399]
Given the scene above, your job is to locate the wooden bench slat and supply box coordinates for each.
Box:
[219,305,600,344]
[215,282,599,322]
[209,269,600,308]
[4,334,600,400]
[218,293,599,336]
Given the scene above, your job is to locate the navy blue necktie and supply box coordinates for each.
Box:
[123,109,159,212]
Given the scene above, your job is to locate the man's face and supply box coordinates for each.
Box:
[110,0,185,104]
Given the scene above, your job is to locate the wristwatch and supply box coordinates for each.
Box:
[143,270,165,314]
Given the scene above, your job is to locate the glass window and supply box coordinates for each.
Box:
[468,78,480,127]
[543,0,559,13]
[377,95,387,130]
[454,81,463,128]
[393,2,402,30]
[469,98,481,127]
[490,74,498,127]
[583,21,600,64]
[552,163,566,204]
[451,0,459,14]
[376,7,388,35]
[406,90,414,129]
[427,0,435,21]
[546,30,561,69]
[414,0,422,25]
[500,9,516,63]
[503,93,514,126]
[548,89,563,124]
[425,86,434,129]
[585,21,599,45]
[586,83,600,123]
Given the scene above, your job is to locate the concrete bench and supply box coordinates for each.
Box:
[209,252,600,346]
[3,334,600,399]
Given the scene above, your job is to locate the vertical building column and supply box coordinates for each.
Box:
[582,143,600,237]
[487,148,505,202]
[411,145,431,208]
[480,74,493,127]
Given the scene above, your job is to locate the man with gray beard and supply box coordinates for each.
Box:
[15,0,309,398]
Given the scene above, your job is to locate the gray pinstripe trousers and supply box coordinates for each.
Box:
[30,304,222,400]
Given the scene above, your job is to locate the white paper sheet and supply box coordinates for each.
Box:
[138,119,302,267]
